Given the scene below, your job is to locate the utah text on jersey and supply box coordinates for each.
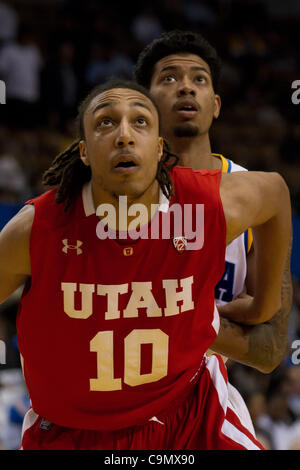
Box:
[61,276,195,320]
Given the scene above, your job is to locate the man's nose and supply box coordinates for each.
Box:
[177,79,196,97]
[114,122,135,148]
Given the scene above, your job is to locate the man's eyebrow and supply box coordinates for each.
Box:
[130,101,153,113]
[160,65,211,75]
[92,101,114,115]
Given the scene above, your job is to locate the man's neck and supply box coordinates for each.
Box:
[91,179,161,231]
[168,134,222,171]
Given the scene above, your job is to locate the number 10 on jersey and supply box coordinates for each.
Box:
[90,329,169,390]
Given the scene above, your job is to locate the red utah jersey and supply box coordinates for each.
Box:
[17,167,226,431]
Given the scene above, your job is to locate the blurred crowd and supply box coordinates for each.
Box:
[0,0,299,450]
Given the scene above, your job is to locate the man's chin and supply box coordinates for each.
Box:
[110,180,154,202]
[174,124,199,137]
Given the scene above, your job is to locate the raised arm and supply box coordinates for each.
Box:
[220,171,292,326]
[0,205,33,305]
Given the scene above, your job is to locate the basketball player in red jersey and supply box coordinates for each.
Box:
[0,79,291,450]
[134,30,293,373]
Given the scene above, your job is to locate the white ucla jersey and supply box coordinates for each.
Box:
[213,154,253,306]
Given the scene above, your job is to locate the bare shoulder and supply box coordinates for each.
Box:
[220,170,285,192]
[9,203,34,225]
[0,204,34,244]
[0,204,35,276]
[219,171,290,245]
[220,170,288,207]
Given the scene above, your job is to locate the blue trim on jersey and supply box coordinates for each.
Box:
[244,230,248,256]
[227,159,232,173]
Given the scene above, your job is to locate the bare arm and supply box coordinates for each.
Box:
[0,205,33,305]
[210,234,293,372]
[220,171,292,325]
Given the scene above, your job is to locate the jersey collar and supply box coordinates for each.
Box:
[82,180,170,217]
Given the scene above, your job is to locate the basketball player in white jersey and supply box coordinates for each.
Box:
[134,30,293,433]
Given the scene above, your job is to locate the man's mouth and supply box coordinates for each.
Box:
[174,100,199,119]
[115,161,136,168]
[112,155,140,174]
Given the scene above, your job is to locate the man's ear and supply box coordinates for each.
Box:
[214,94,221,119]
[79,140,90,166]
[158,137,164,162]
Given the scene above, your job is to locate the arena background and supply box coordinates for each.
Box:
[0,0,299,450]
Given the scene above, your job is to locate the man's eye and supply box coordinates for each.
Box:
[99,119,113,127]
[163,75,176,83]
[196,76,206,83]
[136,117,147,125]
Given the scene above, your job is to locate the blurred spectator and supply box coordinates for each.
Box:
[0,23,43,129]
[0,292,30,450]
[286,366,300,418]
[41,40,79,131]
[256,366,300,450]
[109,40,134,81]
[0,0,18,46]
[288,277,300,336]
[254,426,274,450]
[131,6,164,45]
[0,155,29,203]
[0,368,29,450]
[246,392,268,428]
[84,39,113,88]
[182,0,217,27]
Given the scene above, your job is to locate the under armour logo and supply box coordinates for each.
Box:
[62,239,83,255]
[172,236,187,253]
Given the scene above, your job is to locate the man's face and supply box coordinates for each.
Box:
[80,88,163,200]
[149,53,221,141]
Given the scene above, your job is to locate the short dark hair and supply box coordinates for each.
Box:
[43,78,178,210]
[134,30,222,92]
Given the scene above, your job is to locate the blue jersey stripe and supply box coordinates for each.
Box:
[244,230,248,256]
[227,159,232,173]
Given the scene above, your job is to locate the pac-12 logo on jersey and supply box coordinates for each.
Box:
[62,240,83,255]
[173,236,187,253]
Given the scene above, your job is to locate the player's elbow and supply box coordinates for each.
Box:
[262,346,287,374]
[270,172,291,211]
[244,307,280,325]
[258,363,278,374]
[254,347,284,374]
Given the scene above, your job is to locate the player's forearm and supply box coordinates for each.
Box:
[211,313,285,373]
[259,234,293,368]
[212,236,293,372]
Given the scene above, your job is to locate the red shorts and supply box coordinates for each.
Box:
[20,355,263,450]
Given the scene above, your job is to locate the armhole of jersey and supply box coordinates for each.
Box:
[213,154,252,254]
[244,228,253,255]
[212,153,230,173]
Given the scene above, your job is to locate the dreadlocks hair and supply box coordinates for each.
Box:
[43,78,179,211]
[134,29,222,93]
